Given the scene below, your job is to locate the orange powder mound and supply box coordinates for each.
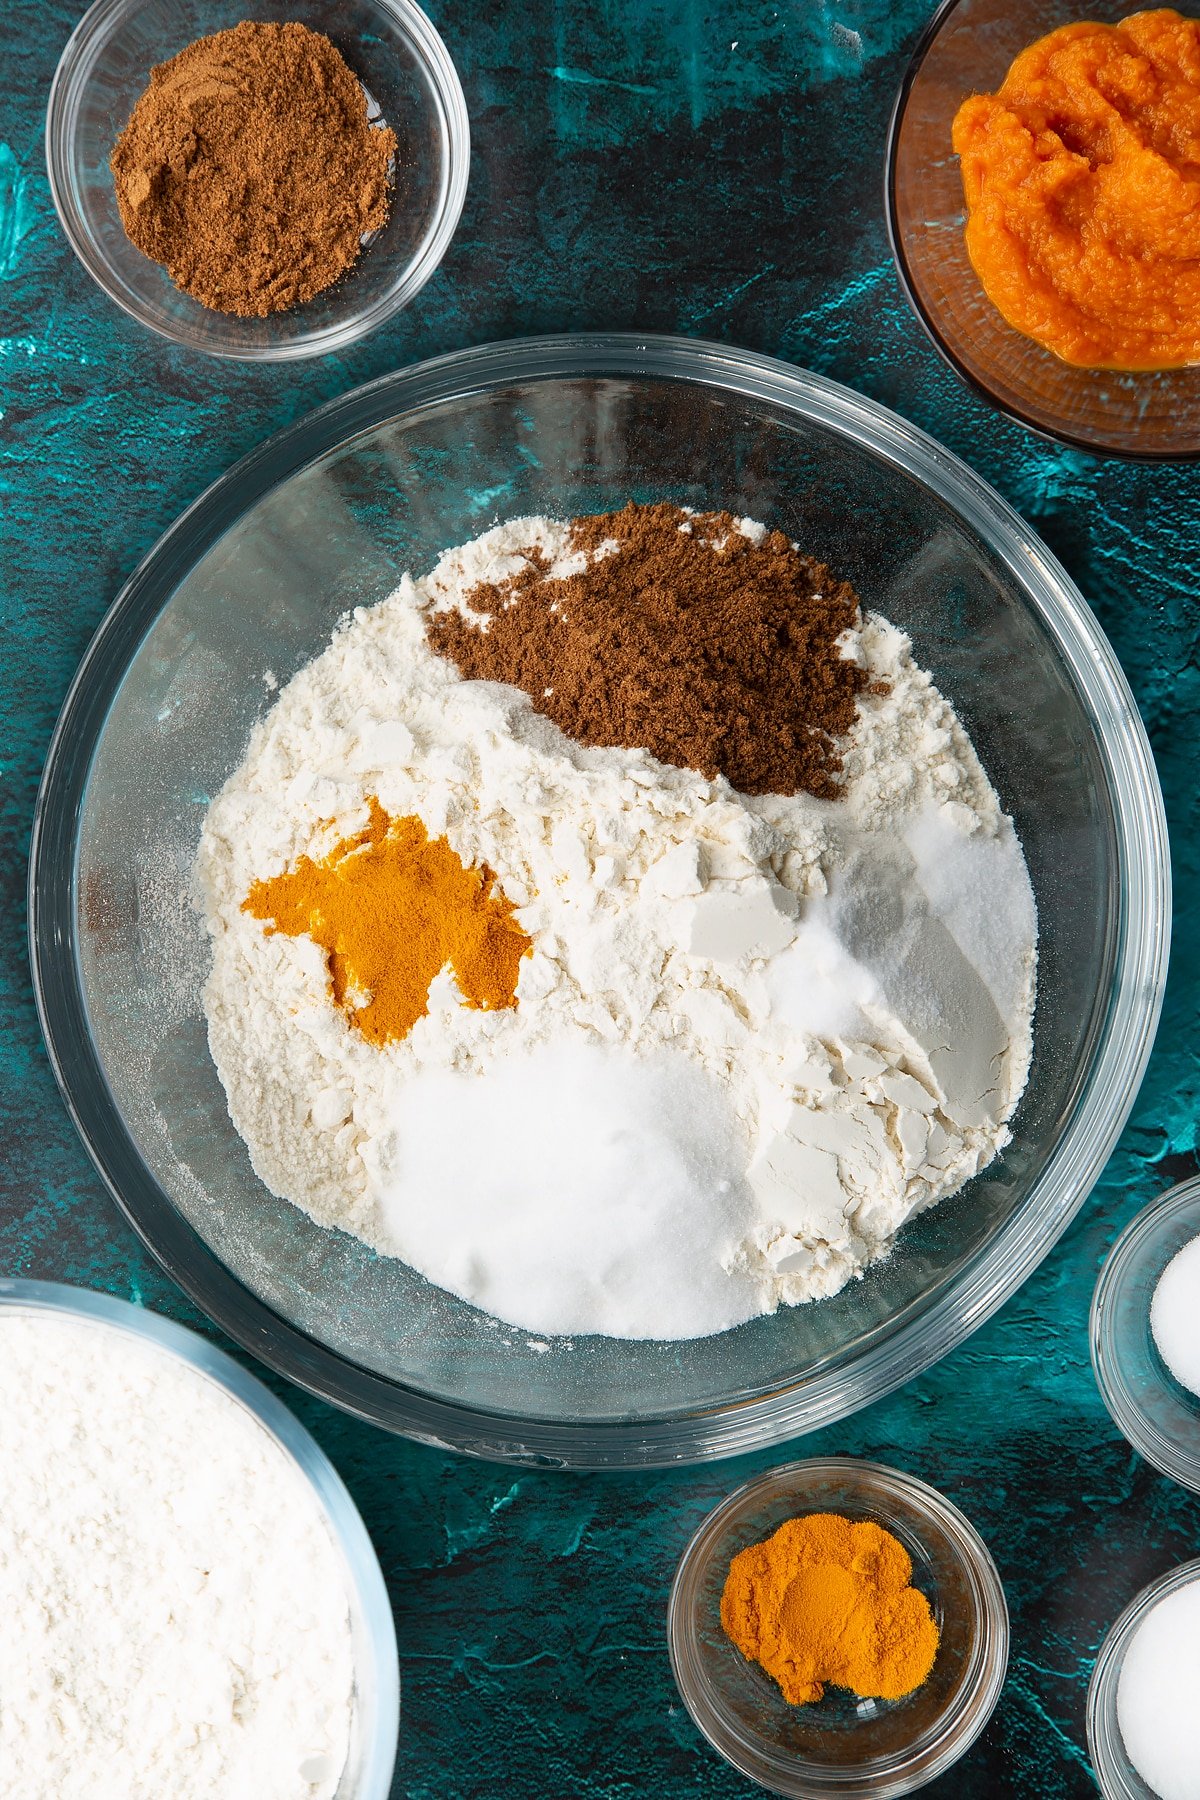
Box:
[242,799,531,1047]
[720,1513,939,1706]
[952,9,1200,369]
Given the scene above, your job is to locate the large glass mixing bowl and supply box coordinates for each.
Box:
[30,335,1169,1467]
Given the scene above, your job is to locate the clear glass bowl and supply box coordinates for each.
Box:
[29,333,1170,1466]
[886,0,1200,459]
[667,1458,1008,1797]
[0,1277,399,1799]
[1091,1179,1200,1494]
[1087,1557,1200,1800]
[45,0,469,360]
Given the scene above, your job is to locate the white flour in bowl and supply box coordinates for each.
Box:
[197,513,1037,1341]
[0,1309,355,1800]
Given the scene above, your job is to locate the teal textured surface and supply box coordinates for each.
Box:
[2,1,1199,1793]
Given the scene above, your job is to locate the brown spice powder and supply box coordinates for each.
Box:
[110,21,397,318]
[427,503,874,799]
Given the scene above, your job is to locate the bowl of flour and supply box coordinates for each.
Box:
[30,335,1169,1465]
[196,503,1038,1343]
[0,1279,399,1798]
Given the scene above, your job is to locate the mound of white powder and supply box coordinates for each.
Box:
[0,1308,354,1800]
[197,514,1037,1341]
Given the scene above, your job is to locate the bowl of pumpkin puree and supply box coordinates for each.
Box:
[887,0,1200,458]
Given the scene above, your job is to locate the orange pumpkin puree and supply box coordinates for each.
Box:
[952,10,1200,369]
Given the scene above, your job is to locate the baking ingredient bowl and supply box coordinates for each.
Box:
[1091,1179,1200,1494]
[886,0,1200,459]
[30,333,1168,1466]
[0,1277,399,1798]
[45,0,468,360]
[1087,1557,1200,1800]
[667,1458,1008,1797]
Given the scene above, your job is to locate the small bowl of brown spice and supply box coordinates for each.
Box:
[668,1458,1008,1797]
[46,0,468,359]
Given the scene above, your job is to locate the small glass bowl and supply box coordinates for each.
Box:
[885,0,1200,460]
[667,1458,1008,1797]
[0,1278,400,1799]
[45,0,469,360]
[1091,1178,1200,1494]
[1087,1557,1200,1800]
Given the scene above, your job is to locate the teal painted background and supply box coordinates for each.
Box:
[3,1,1199,1793]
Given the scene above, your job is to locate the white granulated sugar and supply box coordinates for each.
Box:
[1118,1580,1200,1800]
[367,1038,763,1337]
[0,1310,354,1800]
[197,513,1037,1341]
[1151,1233,1200,1398]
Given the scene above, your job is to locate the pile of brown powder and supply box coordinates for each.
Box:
[427,502,874,799]
[110,21,396,318]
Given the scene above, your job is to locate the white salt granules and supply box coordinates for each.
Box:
[0,1309,354,1800]
[197,514,1038,1341]
[1151,1233,1200,1396]
[1118,1579,1200,1800]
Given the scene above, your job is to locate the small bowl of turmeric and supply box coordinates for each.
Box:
[668,1458,1008,1798]
[886,0,1200,459]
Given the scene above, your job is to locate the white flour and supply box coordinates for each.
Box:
[197,514,1037,1340]
[0,1310,354,1800]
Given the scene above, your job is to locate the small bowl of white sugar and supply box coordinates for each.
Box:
[0,1279,398,1800]
[1091,1176,1200,1495]
[1088,1558,1200,1800]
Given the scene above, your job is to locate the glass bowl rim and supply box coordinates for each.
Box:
[883,0,1200,464]
[1086,1554,1200,1800]
[0,1275,400,1798]
[28,330,1171,1467]
[666,1455,1010,1797]
[43,0,471,363]
[1090,1177,1200,1494]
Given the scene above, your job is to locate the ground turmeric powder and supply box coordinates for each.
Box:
[721,1513,939,1705]
[242,798,531,1047]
